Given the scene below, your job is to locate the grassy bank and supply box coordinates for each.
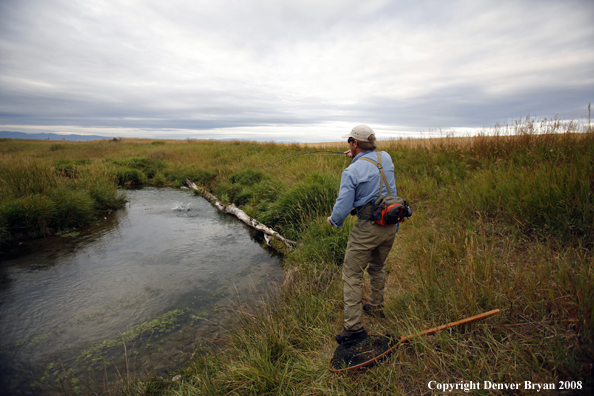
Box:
[0,140,127,244]
[1,118,593,395]
[148,120,592,396]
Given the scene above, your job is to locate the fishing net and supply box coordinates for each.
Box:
[329,334,397,371]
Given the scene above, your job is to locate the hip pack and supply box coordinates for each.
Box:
[357,152,412,226]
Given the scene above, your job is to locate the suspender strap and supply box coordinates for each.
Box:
[359,152,392,199]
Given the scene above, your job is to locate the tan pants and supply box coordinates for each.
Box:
[342,219,397,331]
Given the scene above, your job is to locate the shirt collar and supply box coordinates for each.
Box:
[352,150,372,162]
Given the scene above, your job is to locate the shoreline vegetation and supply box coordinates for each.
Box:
[1,118,593,395]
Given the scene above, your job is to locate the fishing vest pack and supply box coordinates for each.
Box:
[356,152,412,226]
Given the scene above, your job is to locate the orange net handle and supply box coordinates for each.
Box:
[400,309,501,343]
[328,309,501,373]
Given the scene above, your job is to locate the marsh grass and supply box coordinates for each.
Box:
[0,155,126,243]
[155,119,592,395]
[2,118,592,395]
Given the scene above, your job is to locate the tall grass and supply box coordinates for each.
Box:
[2,119,592,395]
[0,154,126,244]
[154,119,593,395]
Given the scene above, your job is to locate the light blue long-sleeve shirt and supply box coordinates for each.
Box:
[329,150,397,227]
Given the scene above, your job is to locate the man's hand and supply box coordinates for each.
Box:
[344,149,354,158]
[326,216,334,227]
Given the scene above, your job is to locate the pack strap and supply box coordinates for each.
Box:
[359,152,391,199]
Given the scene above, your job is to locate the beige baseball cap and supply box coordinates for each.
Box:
[341,125,375,142]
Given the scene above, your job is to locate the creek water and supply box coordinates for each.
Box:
[0,187,282,395]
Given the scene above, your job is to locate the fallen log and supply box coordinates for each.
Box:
[186,179,297,252]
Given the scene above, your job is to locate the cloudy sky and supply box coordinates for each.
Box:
[1,0,593,141]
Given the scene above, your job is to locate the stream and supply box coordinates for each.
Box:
[0,187,282,394]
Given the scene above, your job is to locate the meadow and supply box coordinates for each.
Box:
[0,118,592,395]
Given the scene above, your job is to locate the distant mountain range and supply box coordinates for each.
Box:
[0,130,304,142]
[0,131,112,141]
[0,131,252,142]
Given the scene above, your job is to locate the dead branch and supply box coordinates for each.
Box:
[186,179,297,252]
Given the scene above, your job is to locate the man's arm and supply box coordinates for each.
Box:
[328,170,357,227]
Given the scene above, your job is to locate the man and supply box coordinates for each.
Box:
[326,125,398,344]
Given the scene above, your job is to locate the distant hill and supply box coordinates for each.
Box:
[0,131,112,141]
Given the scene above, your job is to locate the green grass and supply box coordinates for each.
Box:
[0,155,126,243]
[158,120,592,396]
[1,118,592,395]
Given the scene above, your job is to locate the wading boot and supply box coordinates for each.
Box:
[335,327,368,344]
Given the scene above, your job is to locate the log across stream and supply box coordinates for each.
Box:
[186,179,297,252]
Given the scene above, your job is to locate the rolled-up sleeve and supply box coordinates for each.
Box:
[329,170,357,227]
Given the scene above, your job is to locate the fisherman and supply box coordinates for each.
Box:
[326,125,398,344]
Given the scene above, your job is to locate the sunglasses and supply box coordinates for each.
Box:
[348,137,355,143]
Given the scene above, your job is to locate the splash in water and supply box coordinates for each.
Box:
[172,201,191,211]
[172,201,198,217]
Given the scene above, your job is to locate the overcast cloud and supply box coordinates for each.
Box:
[1,0,593,141]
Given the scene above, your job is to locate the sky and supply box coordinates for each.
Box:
[0,0,593,142]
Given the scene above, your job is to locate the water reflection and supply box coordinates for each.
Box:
[0,187,282,394]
